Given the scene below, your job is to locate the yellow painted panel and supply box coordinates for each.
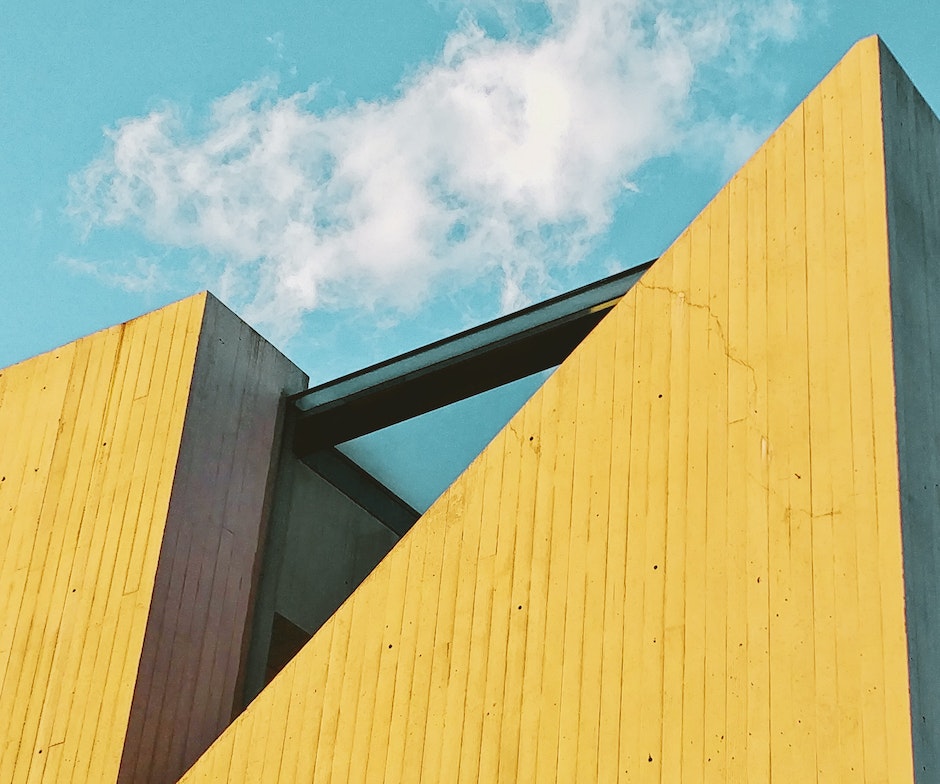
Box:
[0,293,306,783]
[179,36,915,782]
[0,294,206,783]
[117,295,306,784]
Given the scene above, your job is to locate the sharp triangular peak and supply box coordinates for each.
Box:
[5,36,933,783]
[879,35,940,780]
[173,35,930,783]
[0,294,308,783]
[178,35,932,781]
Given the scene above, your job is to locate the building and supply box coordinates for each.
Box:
[1,36,938,781]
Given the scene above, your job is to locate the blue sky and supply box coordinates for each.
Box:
[3,0,939,507]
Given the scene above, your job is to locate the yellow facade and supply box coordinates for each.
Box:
[178,36,917,782]
[0,293,306,783]
[3,34,938,783]
[0,294,205,782]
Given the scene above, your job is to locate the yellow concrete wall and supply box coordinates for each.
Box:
[0,293,306,784]
[179,36,915,783]
[116,295,307,783]
[0,294,205,782]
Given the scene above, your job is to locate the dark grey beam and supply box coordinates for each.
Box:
[291,260,654,455]
[300,447,420,536]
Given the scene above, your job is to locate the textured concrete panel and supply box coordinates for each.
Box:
[0,295,205,782]
[118,295,306,784]
[881,41,940,782]
[179,38,917,783]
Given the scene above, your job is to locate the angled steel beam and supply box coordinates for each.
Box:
[300,446,420,536]
[291,260,654,455]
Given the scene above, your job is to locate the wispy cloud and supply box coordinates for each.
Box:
[68,0,802,340]
[61,254,173,294]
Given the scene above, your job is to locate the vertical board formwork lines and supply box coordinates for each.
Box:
[642,249,673,782]
[2,290,307,784]
[38,321,149,783]
[312,585,355,782]
[112,302,167,599]
[682,217,711,779]
[744,143,771,781]
[458,433,507,782]
[80,299,196,782]
[174,38,923,784]
[256,645,296,783]
[416,486,460,782]
[183,299,274,755]
[165,316,246,772]
[514,373,560,781]
[34,329,152,778]
[477,403,523,782]
[555,341,594,783]
[98,302,201,780]
[433,440,485,783]
[347,548,403,782]
[296,621,338,782]
[14,337,101,782]
[80,298,196,783]
[724,167,750,781]
[617,271,653,777]
[596,296,635,784]
[210,339,296,739]
[274,613,316,782]
[182,323,264,763]
[497,383,543,782]
[0,295,209,784]
[660,230,691,782]
[803,63,842,783]
[766,107,797,780]
[609,295,638,781]
[135,300,222,779]
[784,100,818,769]
[383,490,441,782]
[534,351,578,782]
[788,98,819,768]
[576,333,603,779]
[822,59,867,780]
[0,349,70,717]
[431,463,474,782]
[53,313,155,781]
[0,347,57,610]
[227,681,260,779]
[244,669,277,784]
[581,304,616,783]
[397,493,448,781]
[119,294,305,784]
[841,46,889,781]
[704,181,730,782]
[25,333,113,782]
[2,346,78,778]
[648,263,682,776]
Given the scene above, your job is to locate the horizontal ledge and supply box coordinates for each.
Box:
[291,260,654,454]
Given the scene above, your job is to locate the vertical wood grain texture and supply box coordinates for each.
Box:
[0,294,206,783]
[177,36,917,783]
[881,41,940,782]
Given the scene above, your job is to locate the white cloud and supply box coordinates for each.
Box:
[61,255,171,294]
[68,0,802,340]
